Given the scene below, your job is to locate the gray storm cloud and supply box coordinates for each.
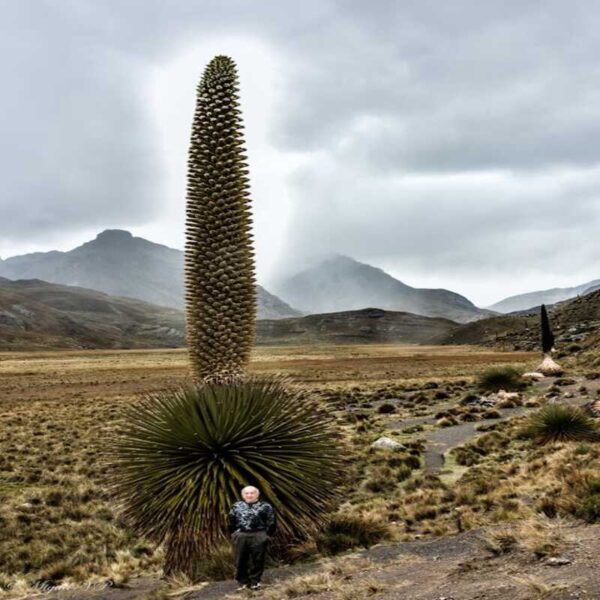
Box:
[1,0,599,305]
[0,2,167,238]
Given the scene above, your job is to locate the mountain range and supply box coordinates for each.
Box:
[1,230,596,330]
[0,278,459,350]
[0,230,300,320]
[0,231,492,324]
[486,279,600,313]
[3,274,596,352]
[436,289,600,351]
[274,255,492,324]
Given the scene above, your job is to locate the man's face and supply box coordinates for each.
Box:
[242,487,259,503]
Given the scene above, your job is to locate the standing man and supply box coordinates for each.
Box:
[228,485,277,591]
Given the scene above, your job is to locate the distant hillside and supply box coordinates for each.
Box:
[275,255,491,324]
[0,277,185,350]
[0,230,300,320]
[257,307,459,345]
[487,279,600,313]
[583,282,600,295]
[431,314,538,350]
[435,289,600,351]
[576,328,600,370]
[0,278,460,350]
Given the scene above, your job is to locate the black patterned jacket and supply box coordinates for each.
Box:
[227,500,277,536]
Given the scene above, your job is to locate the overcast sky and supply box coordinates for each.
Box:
[1,1,599,307]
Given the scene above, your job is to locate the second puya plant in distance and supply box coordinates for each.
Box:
[536,303,564,376]
[108,55,347,579]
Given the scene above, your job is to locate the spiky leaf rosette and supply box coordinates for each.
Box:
[107,377,347,575]
[185,55,256,383]
[524,404,598,444]
[541,304,555,354]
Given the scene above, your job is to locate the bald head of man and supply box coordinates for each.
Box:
[241,485,260,504]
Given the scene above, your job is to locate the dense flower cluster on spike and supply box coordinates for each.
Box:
[184,55,256,383]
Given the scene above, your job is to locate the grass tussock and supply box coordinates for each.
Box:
[256,557,385,600]
[481,516,568,558]
[523,404,599,444]
[316,513,392,555]
[477,365,526,393]
[511,574,567,599]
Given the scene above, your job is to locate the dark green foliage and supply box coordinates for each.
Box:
[577,494,600,522]
[107,377,346,576]
[524,404,599,444]
[184,55,256,383]
[541,304,555,354]
[316,513,391,555]
[572,478,600,523]
[477,366,525,393]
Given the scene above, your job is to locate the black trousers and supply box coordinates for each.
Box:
[231,530,269,585]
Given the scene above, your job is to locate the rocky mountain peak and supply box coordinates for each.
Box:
[93,229,134,244]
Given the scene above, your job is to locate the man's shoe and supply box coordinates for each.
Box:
[250,582,262,590]
[236,582,250,591]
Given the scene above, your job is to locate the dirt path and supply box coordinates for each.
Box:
[391,375,596,473]
[29,524,600,600]
[422,406,529,471]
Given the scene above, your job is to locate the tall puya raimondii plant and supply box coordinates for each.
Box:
[108,56,347,580]
[537,303,564,375]
[184,55,256,384]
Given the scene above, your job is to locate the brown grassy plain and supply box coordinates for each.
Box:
[3,343,594,596]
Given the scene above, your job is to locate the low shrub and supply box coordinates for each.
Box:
[576,494,600,523]
[387,453,420,470]
[574,478,600,523]
[450,446,480,466]
[364,466,396,493]
[396,464,413,482]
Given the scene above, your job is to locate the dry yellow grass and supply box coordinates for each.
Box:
[0,343,536,393]
[0,343,541,592]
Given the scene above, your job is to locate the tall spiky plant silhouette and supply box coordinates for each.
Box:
[537,303,563,375]
[108,56,347,580]
[184,55,256,384]
[541,304,555,354]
